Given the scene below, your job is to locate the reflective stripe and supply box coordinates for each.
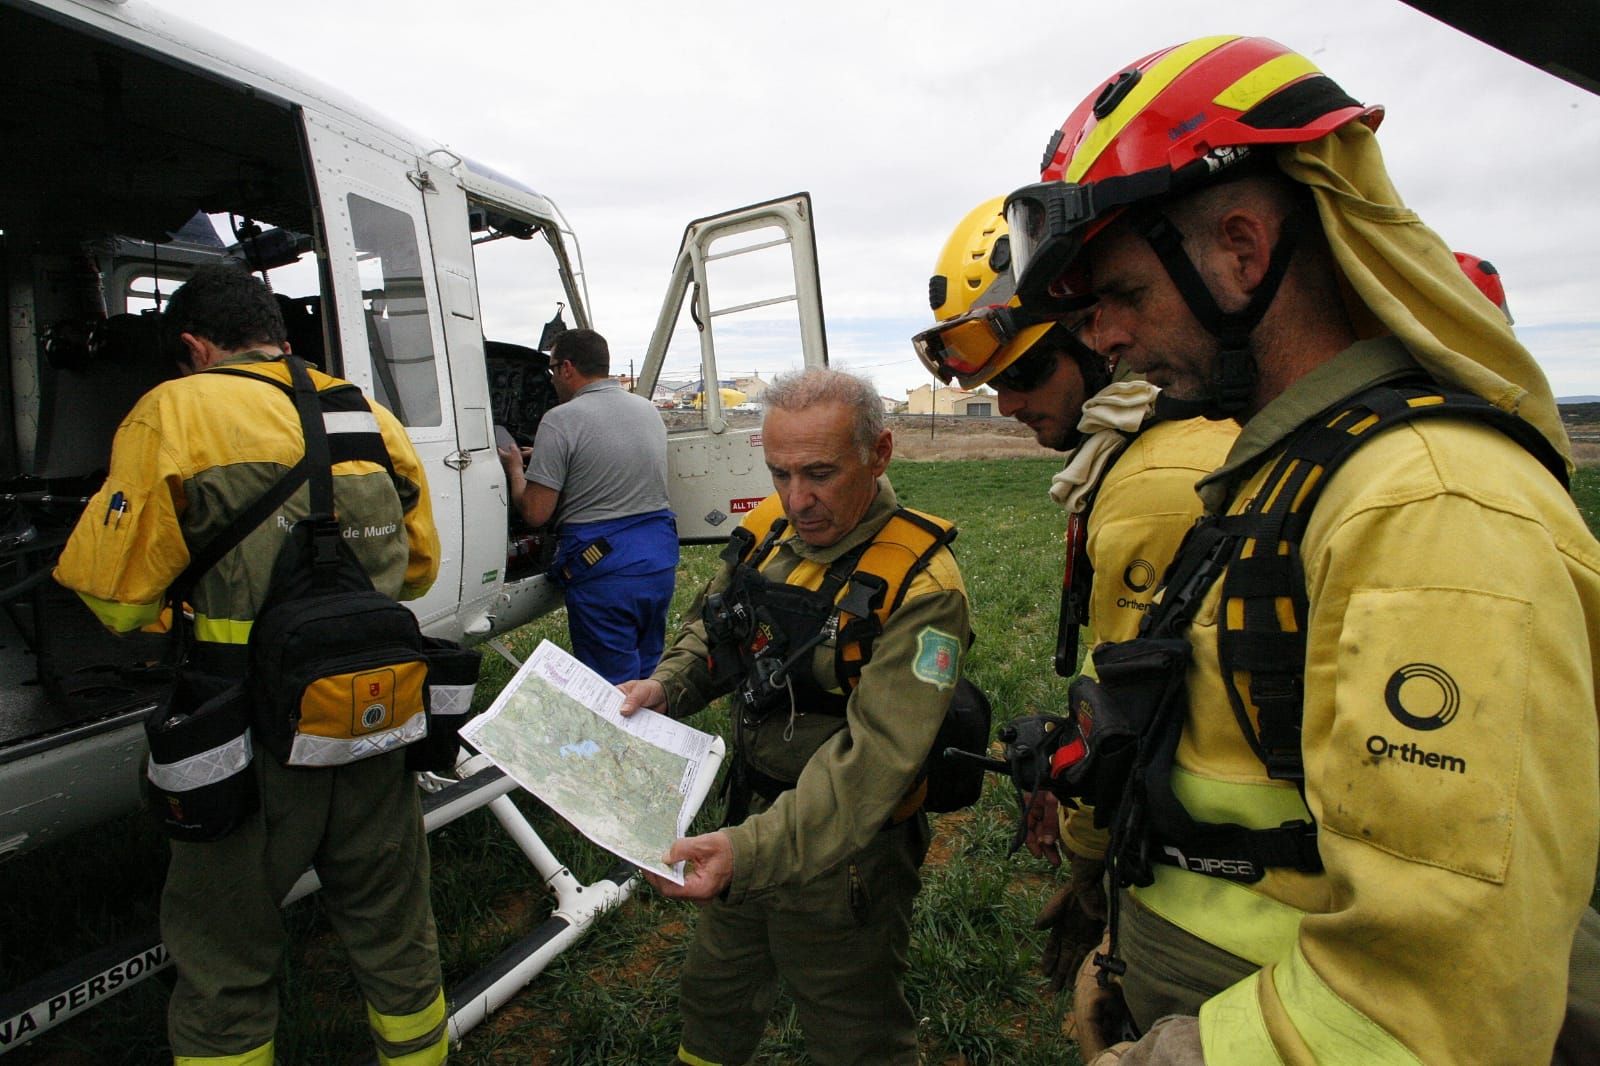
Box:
[174,1039,274,1066]
[676,1046,722,1066]
[378,1037,447,1066]
[1211,52,1321,114]
[428,682,476,716]
[1065,35,1238,183]
[287,713,427,767]
[74,591,162,633]
[369,987,447,1051]
[1198,971,1283,1065]
[1200,944,1424,1064]
[147,732,253,793]
[193,613,253,644]
[1131,866,1303,966]
[325,409,381,435]
[1170,764,1311,827]
[1129,767,1310,963]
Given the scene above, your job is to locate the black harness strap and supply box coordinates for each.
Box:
[1094,377,1570,989]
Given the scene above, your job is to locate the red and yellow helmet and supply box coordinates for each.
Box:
[1004,35,1382,304]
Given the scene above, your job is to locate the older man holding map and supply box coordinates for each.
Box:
[618,366,971,1066]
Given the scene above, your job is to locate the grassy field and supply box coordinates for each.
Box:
[6,459,1600,1064]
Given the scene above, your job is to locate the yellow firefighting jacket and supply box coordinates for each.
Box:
[55,351,438,649]
[1062,415,1239,859]
[1136,338,1600,1064]
[652,478,971,904]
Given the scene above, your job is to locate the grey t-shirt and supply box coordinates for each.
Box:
[525,378,671,526]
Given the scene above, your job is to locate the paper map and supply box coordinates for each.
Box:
[460,640,717,883]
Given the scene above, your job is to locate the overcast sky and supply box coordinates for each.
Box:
[153,0,1600,399]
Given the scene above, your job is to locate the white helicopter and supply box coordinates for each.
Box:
[0,0,828,1050]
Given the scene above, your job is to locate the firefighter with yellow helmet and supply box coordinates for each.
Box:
[1000,34,1600,1063]
[915,198,1236,994]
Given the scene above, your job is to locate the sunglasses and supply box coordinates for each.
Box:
[988,343,1062,393]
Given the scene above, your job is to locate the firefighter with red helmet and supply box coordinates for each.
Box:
[1005,35,1599,1064]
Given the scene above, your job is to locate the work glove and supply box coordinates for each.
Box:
[1034,853,1108,992]
[1072,930,1131,1065]
[1089,1015,1204,1066]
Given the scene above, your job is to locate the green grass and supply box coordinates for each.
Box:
[7,459,1597,1064]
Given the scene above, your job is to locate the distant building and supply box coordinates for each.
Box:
[654,379,692,405]
[951,392,994,417]
[905,383,995,416]
[879,395,905,414]
[733,375,768,402]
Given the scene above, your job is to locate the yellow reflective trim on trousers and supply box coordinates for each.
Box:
[1064,35,1238,183]
[1211,52,1322,114]
[174,1039,274,1066]
[367,988,446,1045]
[192,614,253,644]
[378,1036,447,1066]
[1199,945,1423,1064]
[677,1045,722,1066]
[75,591,162,633]
[1129,767,1311,964]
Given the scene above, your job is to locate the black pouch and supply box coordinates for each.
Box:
[1056,637,1190,825]
[923,678,993,813]
[405,638,484,773]
[144,670,257,842]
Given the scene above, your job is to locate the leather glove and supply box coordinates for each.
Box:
[1091,1015,1204,1066]
[1072,929,1131,1064]
[1034,854,1108,992]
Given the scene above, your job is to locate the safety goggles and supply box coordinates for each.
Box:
[912,303,1059,386]
[1004,168,1179,302]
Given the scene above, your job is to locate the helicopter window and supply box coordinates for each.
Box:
[348,194,441,427]
[469,207,574,446]
[122,271,188,316]
[469,214,572,354]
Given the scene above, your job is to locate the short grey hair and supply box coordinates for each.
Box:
[762,367,885,462]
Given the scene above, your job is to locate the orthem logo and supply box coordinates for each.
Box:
[1122,559,1156,593]
[1384,663,1460,731]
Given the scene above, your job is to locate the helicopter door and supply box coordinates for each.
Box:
[299,107,463,631]
[635,193,829,542]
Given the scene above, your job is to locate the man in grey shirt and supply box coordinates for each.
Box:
[498,328,678,682]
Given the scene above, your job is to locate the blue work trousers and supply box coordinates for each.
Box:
[563,566,675,684]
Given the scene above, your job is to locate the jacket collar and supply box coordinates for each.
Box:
[1197,336,1422,514]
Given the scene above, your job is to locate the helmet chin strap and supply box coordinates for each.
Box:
[1134,211,1302,417]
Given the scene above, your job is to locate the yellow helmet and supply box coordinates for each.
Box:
[915,197,1106,395]
[915,197,1057,390]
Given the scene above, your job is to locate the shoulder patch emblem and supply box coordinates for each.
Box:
[912,627,960,691]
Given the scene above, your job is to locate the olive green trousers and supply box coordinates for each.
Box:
[676,815,929,1066]
[162,749,444,1063]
